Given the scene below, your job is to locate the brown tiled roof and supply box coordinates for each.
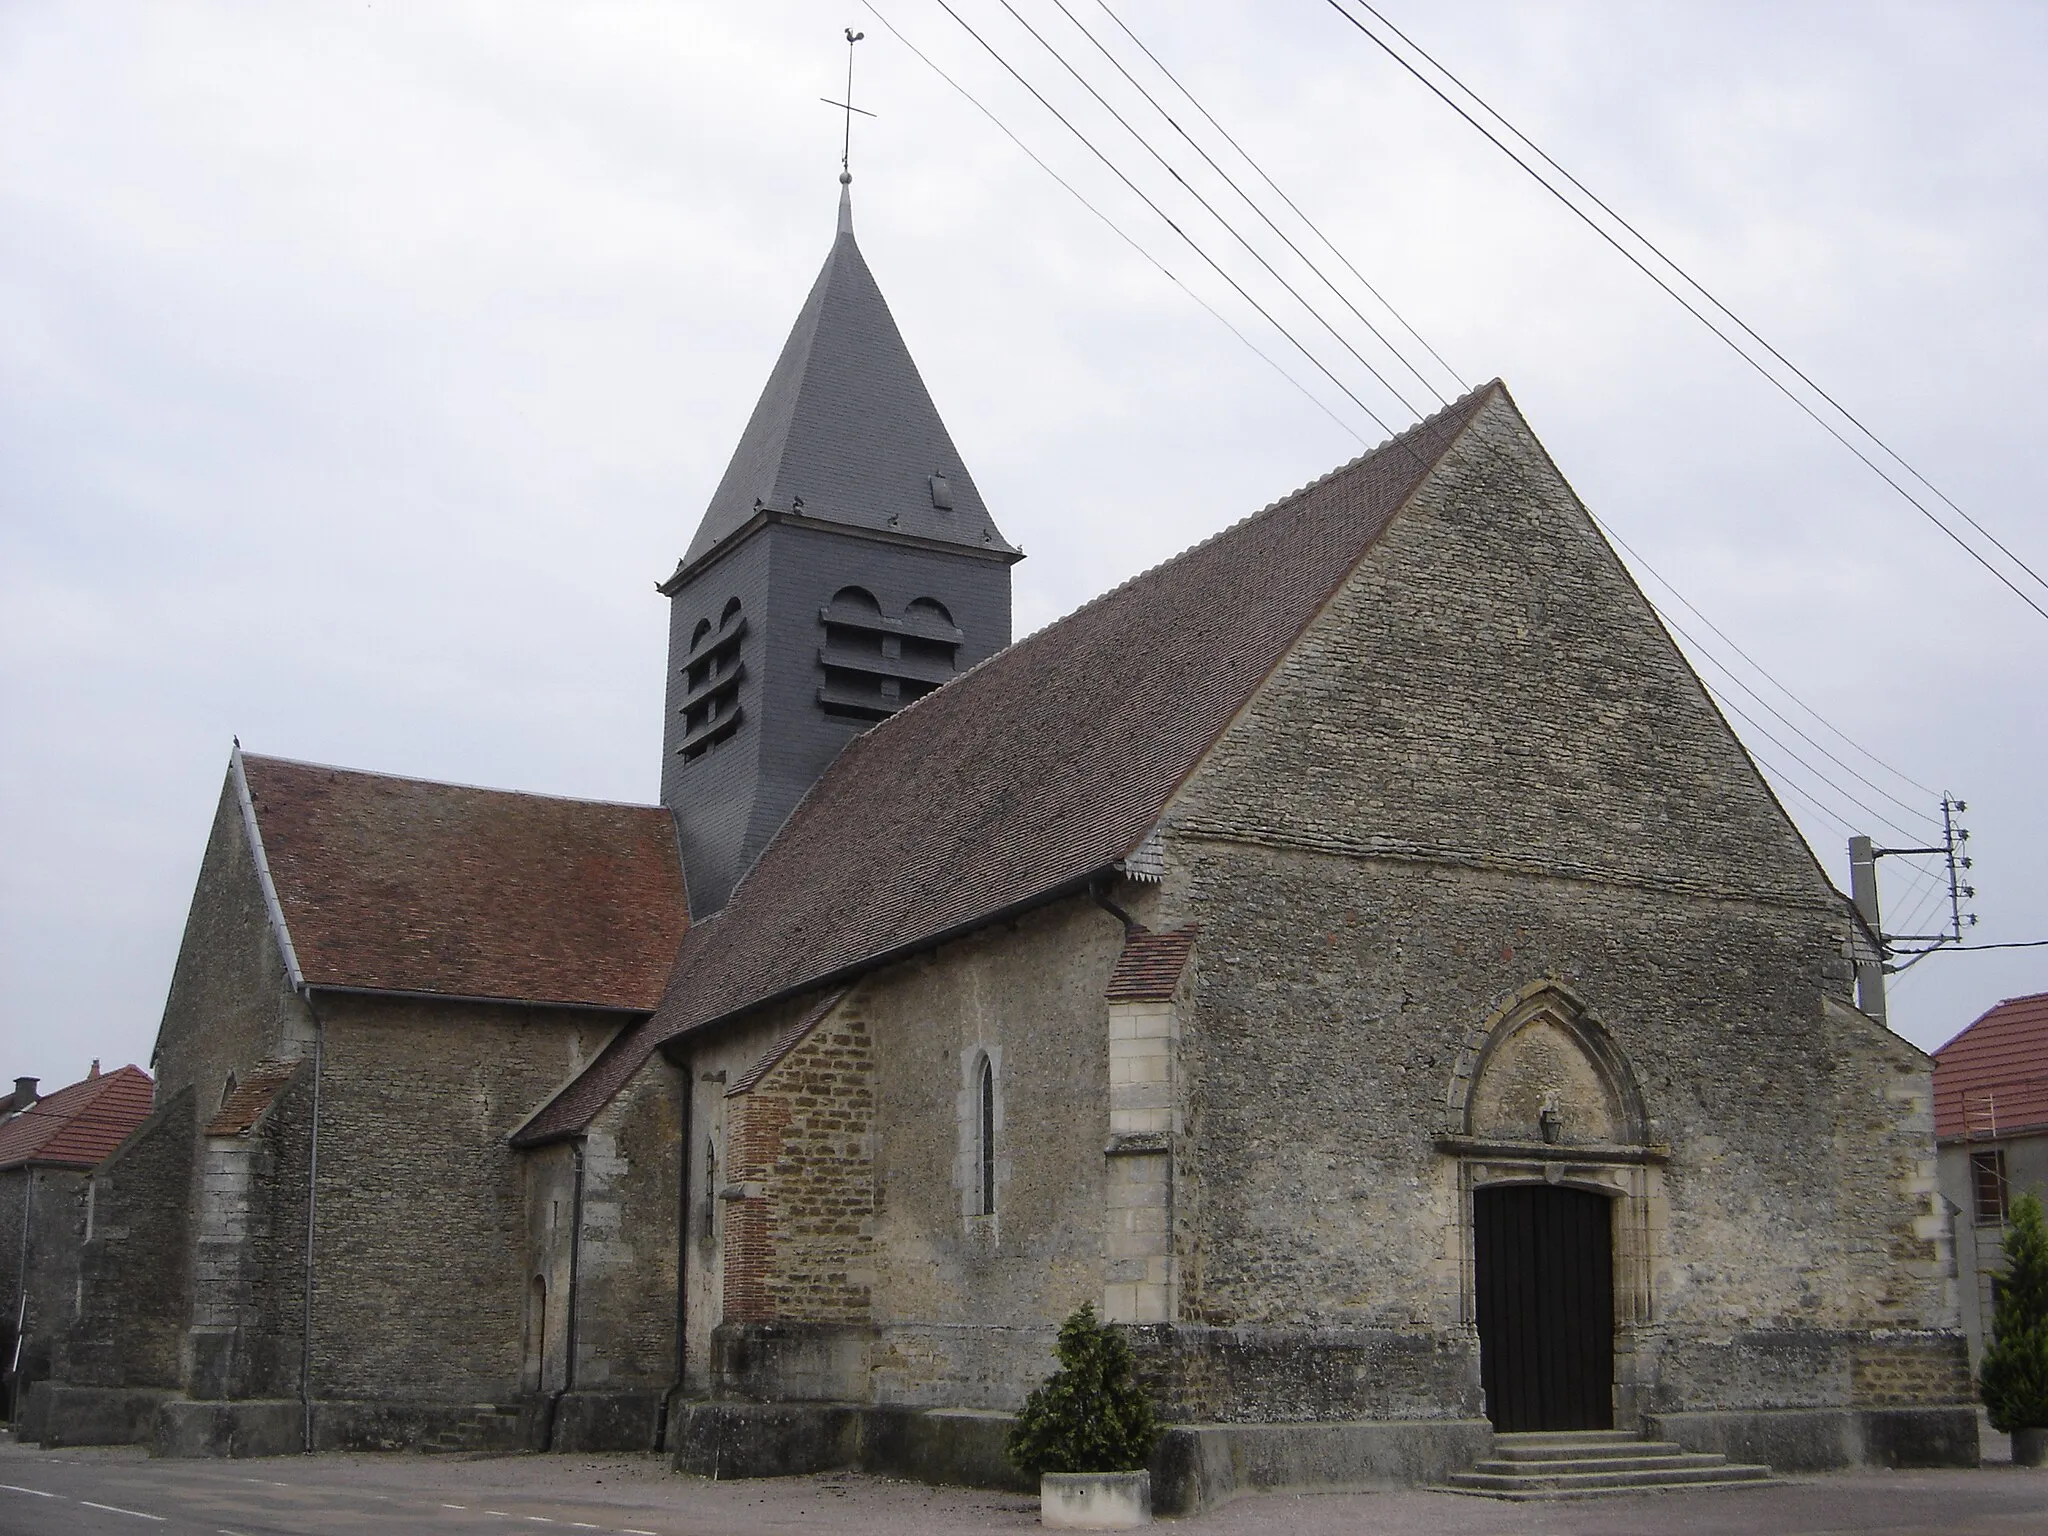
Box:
[204,1059,304,1137]
[622,384,1497,1050]
[242,756,687,1011]
[1105,927,1200,1003]
[1933,992,2048,1142]
[510,1024,658,1148]
[0,1066,155,1170]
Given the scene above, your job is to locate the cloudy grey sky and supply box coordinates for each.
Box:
[3,1,2043,1089]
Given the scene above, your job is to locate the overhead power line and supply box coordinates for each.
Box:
[1091,0,1468,394]
[927,0,1407,438]
[989,0,1428,419]
[1346,0,2048,605]
[1048,0,1448,407]
[866,0,1941,860]
[1319,0,2048,624]
[859,1,1368,445]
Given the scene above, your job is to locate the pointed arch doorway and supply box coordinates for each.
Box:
[1444,983,1666,1433]
[1473,1183,1615,1431]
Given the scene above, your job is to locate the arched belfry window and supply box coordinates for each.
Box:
[679,597,747,761]
[819,589,964,721]
[978,1055,997,1216]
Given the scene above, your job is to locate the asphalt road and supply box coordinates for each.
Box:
[0,1444,2042,1536]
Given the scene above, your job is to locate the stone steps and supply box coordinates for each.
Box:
[1442,1430,1778,1500]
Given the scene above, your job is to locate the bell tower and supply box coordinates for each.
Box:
[659,182,1021,917]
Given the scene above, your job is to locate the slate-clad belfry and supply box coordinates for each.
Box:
[21,182,1978,1500]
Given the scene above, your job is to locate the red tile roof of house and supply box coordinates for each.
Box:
[514,384,1502,1144]
[240,755,687,1012]
[1105,927,1200,1003]
[204,1059,304,1137]
[0,1066,155,1170]
[1933,992,2048,1142]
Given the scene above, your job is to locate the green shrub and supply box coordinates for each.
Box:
[1981,1190,2048,1433]
[1006,1303,1160,1476]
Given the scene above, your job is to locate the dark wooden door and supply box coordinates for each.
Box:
[1473,1184,1614,1432]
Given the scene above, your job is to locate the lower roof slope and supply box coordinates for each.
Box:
[1933,991,2048,1141]
[241,755,687,1012]
[0,1065,155,1171]
[659,386,1496,1030]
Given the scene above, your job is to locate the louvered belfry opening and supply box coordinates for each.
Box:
[1474,1184,1616,1432]
[679,599,747,761]
[817,587,962,721]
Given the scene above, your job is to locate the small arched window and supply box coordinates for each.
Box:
[977,1055,997,1216]
[719,596,743,629]
[690,617,712,649]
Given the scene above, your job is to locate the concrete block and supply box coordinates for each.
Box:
[1041,1470,1151,1529]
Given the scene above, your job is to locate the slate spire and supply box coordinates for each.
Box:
[684,186,1015,565]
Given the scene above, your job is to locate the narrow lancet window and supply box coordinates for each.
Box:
[978,1055,997,1216]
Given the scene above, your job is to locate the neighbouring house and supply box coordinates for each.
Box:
[0,1064,155,1420]
[1933,992,2048,1374]
[24,179,1978,1488]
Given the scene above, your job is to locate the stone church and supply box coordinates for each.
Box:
[22,180,1977,1493]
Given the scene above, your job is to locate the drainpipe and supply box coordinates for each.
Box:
[1092,880,1140,936]
[655,1070,690,1453]
[564,1139,584,1403]
[300,1005,323,1453]
[9,1171,34,1424]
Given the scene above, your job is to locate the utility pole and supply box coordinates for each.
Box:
[1848,834,1887,1024]
[1847,794,1978,1026]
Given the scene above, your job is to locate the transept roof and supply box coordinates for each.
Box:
[239,755,687,1012]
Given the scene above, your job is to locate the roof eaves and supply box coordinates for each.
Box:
[306,983,655,1015]
[232,741,306,995]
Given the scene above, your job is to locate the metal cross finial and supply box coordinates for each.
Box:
[820,26,874,181]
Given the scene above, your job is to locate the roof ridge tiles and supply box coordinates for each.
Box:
[239,751,666,812]
[1004,380,1505,655]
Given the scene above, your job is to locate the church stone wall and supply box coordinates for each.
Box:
[307,997,621,1410]
[568,1055,684,1396]
[58,1089,196,1393]
[851,897,1127,1409]
[1143,394,1963,1425]
[683,896,1129,1411]
[152,776,316,1115]
[723,1008,874,1327]
[1,1167,90,1416]
[187,1063,314,1403]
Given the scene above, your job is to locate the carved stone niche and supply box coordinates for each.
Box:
[1443,981,1654,1156]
